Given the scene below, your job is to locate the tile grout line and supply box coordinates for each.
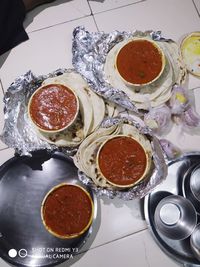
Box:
[190,86,200,91]
[87,0,94,16]
[78,228,148,255]
[27,14,93,34]
[92,14,100,32]
[0,79,4,94]
[192,0,200,17]
[0,147,10,152]
[91,0,147,16]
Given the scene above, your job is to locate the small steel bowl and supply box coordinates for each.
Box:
[190,223,200,261]
[190,165,200,202]
[154,195,197,240]
[183,164,200,214]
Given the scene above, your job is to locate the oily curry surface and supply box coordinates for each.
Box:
[116,40,163,85]
[29,84,78,131]
[98,136,147,186]
[42,184,93,237]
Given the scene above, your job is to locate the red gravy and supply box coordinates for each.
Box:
[42,185,93,237]
[116,40,163,84]
[98,136,147,186]
[29,84,78,131]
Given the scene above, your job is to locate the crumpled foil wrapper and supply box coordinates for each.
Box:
[0,69,77,156]
[78,115,168,200]
[72,26,170,114]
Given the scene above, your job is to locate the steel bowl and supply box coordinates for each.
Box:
[183,164,200,214]
[190,224,200,261]
[154,195,197,240]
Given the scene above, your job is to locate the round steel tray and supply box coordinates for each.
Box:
[144,152,200,267]
[0,151,97,267]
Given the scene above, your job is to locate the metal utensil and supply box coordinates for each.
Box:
[182,164,200,214]
[154,195,197,240]
[190,224,200,261]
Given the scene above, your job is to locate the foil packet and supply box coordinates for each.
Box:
[72,26,173,113]
[0,69,77,156]
[77,115,168,200]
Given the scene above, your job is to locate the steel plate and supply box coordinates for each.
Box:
[144,152,200,266]
[0,150,97,267]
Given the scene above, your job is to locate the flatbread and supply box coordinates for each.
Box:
[104,37,186,109]
[33,71,112,147]
[73,123,152,189]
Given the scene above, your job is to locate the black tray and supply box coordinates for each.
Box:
[0,151,97,267]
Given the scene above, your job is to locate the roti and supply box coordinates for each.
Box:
[104,37,186,110]
[73,122,152,189]
[31,71,117,147]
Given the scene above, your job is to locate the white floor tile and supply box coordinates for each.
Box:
[64,229,180,267]
[188,74,200,90]
[90,197,147,248]
[0,16,97,91]
[89,0,145,14]
[0,229,181,267]
[0,148,15,166]
[25,0,91,33]
[194,0,200,15]
[94,0,200,39]
[0,259,9,267]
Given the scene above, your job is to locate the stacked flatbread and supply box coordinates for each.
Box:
[104,37,187,110]
[31,71,118,147]
[73,122,153,189]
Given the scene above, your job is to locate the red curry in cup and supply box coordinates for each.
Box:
[41,184,94,239]
[97,136,149,188]
[28,84,79,132]
[116,39,165,85]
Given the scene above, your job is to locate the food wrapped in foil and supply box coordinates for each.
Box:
[72,27,139,113]
[72,26,186,111]
[0,70,167,200]
[0,69,77,156]
[76,116,168,200]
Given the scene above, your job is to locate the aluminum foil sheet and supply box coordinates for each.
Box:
[72,26,168,113]
[0,69,77,156]
[78,115,168,200]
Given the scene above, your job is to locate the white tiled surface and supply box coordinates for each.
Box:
[71,229,180,267]
[94,0,200,38]
[25,0,91,33]
[0,0,200,267]
[194,0,200,15]
[0,16,97,90]
[90,197,146,248]
[0,148,15,166]
[88,0,145,13]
